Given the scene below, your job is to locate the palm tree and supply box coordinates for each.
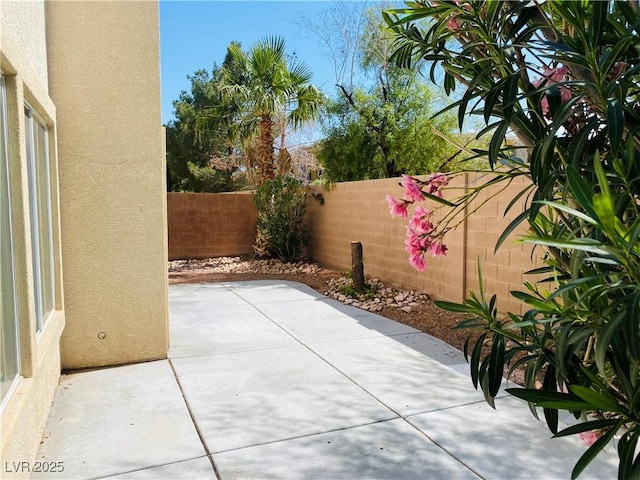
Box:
[213,36,324,184]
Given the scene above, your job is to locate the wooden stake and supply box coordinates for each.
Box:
[351,241,365,292]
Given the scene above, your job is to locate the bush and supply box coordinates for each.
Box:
[253,176,309,262]
[385,2,640,478]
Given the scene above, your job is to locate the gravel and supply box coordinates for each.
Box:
[169,256,431,313]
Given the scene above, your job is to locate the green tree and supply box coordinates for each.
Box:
[166,46,245,193]
[315,8,459,182]
[206,36,324,185]
[385,2,640,477]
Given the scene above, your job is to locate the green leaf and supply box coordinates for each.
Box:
[588,1,607,48]
[543,364,559,434]
[488,121,508,169]
[533,200,598,226]
[434,300,474,313]
[554,419,620,438]
[607,98,624,155]
[506,388,591,411]
[618,430,640,480]
[569,385,624,414]
[495,209,529,253]
[471,333,488,390]
[521,237,609,256]
[488,334,505,398]
[572,425,618,480]
[566,166,597,219]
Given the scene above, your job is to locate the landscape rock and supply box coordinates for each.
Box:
[169,256,432,317]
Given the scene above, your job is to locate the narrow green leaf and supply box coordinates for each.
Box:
[488,334,505,398]
[543,364,558,434]
[506,388,590,411]
[572,425,618,480]
[569,385,623,414]
[594,312,625,379]
[495,209,529,253]
[588,1,607,48]
[488,121,508,169]
[607,98,624,155]
[554,419,620,438]
[434,300,474,313]
[566,166,597,219]
[502,72,520,122]
[618,430,640,480]
[471,333,488,390]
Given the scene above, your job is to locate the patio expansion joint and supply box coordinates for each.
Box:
[399,416,485,479]
[209,418,400,455]
[247,301,405,419]
[168,358,222,480]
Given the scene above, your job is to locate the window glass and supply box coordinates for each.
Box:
[25,105,55,331]
[0,74,20,403]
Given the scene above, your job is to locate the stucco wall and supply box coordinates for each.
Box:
[1,0,48,89]
[167,192,257,260]
[1,1,64,477]
[46,1,168,369]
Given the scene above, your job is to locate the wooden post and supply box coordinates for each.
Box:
[351,241,365,292]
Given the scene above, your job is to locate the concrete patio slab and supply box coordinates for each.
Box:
[33,361,205,480]
[169,283,247,309]
[99,457,215,479]
[169,303,296,358]
[33,281,621,480]
[213,418,479,480]
[256,297,419,344]
[308,333,488,416]
[223,280,324,304]
[171,343,396,453]
[407,395,618,479]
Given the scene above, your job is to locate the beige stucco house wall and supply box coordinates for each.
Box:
[46,0,168,370]
[0,1,168,477]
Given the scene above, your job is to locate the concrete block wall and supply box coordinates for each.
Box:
[307,174,543,315]
[167,192,257,260]
[166,174,545,316]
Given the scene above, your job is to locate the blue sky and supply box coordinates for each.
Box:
[160,1,349,125]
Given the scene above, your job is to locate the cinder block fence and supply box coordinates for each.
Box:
[167,174,541,314]
[167,192,257,260]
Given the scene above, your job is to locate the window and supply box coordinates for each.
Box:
[1,74,20,404]
[25,103,55,332]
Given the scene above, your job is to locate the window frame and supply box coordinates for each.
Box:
[0,73,21,408]
[24,102,55,334]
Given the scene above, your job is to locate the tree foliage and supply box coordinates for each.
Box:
[385,1,640,477]
[314,6,460,182]
[199,36,324,185]
[165,68,239,192]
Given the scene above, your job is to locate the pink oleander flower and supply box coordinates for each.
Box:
[409,252,427,271]
[579,430,601,447]
[386,195,409,218]
[447,18,460,31]
[428,239,448,257]
[401,175,425,202]
[426,173,449,198]
[610,61,629,80]
[533,65,571,116]
[409,207,434,234]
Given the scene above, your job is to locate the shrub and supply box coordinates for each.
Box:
[253,176,309,262]
[385,2,640,478]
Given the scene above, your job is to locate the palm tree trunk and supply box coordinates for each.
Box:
[258,116,275,183]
